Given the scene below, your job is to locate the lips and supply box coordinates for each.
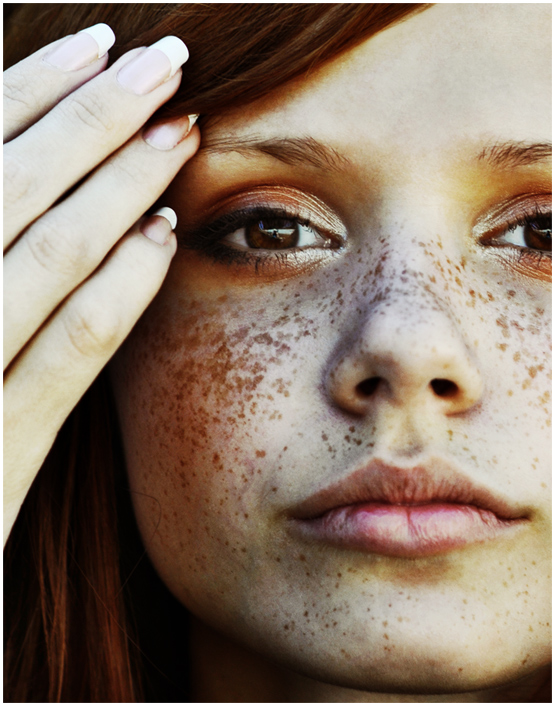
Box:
[288,458,529,557]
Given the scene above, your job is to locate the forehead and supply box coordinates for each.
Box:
[208,4,551,154]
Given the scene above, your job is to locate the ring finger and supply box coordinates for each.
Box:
[4,118,199,369]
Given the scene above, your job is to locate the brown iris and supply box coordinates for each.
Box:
[524,215,551,251]
[245,219,300,249]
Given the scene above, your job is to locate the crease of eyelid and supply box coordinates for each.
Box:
[194,186,348,240]
[199,135,351,173]
[472,193,552,238]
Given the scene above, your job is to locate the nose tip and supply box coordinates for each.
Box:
[328,307,484,417]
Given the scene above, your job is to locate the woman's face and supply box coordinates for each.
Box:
[112,3,551,695]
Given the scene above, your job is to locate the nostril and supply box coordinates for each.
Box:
[356,377,380,397]
[430,378,459,398]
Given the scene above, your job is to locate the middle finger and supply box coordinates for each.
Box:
[3,37,189,248]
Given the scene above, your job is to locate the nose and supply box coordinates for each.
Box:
[327,294,483,417]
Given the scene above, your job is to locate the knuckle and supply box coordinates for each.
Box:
[110,156,152,194]
[62,90,115,134]
[63,299,122,360]
[25,215,92,277]
[3,73,35,114]
[116,234,167,284]
[3,150,36,205]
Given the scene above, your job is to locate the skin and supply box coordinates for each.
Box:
[3,31,199,545]
[111,4,551,702]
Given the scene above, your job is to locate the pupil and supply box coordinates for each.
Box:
[530,215,551,235]
[246,218,299,249]
[525,214,552,251]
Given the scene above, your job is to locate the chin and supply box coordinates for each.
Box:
[286,651,546,698]
[243,613,551,698]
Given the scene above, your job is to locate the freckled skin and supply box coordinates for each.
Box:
[111,4,550,702]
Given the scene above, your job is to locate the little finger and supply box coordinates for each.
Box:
[4,212,177,542]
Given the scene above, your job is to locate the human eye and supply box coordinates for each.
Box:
[476,194,551,278]
[179,188,346,272]
[224,212,328,250]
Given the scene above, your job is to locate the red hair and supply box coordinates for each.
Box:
[4,4,429,701]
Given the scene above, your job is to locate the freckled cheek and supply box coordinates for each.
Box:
[112,293,324,567]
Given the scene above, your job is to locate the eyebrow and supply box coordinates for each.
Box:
[199,135,350,172]
[199,135,551,173]
[476,140,552,169]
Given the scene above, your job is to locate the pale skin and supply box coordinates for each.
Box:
[4,3,551,703]
[3,31,200,543]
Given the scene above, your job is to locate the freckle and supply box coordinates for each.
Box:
[383,634,389,640]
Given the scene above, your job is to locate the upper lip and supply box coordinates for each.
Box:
[289,457,529,522]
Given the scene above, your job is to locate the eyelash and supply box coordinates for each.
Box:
[180,201,551,276]
[481,204,551,269]
[180,206,342,269]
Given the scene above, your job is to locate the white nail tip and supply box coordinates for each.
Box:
[150,36,189,76]
[79,23,116,58]
[153,207,178,231]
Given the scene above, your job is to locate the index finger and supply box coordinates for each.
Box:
[3,24,116,143]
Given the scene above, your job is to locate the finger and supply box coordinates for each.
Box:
[3,118,199,370]
[3,36,189,249]
[3,214,177,544]
[3,24,116,142]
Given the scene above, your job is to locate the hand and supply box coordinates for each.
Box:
[3,25,199,546]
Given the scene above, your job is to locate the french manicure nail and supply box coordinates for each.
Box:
[141,207,177,245]
[43,23,115,71]
[117,36,189,95]
[153,207,178,230]
[143,114,198,150]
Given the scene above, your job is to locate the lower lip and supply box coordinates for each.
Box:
[293,503,523,557]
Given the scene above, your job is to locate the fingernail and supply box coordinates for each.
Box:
[143,114,198,150]
[153,207,178,230]
[43,23,115,71]
[117,36,189,95]
[141,208,177,245]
